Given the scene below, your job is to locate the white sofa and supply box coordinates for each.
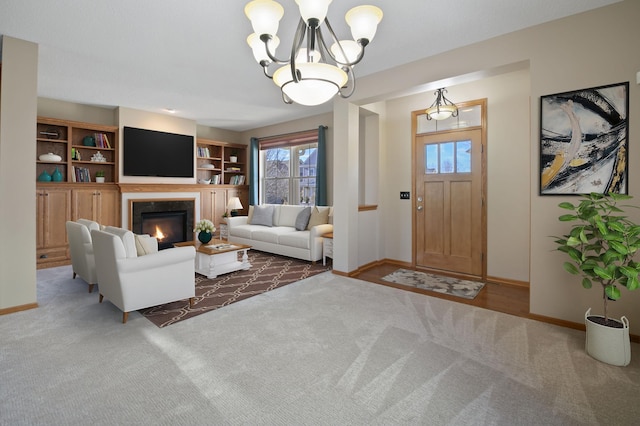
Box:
[226,204,333,262]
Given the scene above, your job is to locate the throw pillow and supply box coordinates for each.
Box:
[134,234,157,256]
[246,205,254,224]
[295,207,312,231]
[307,206,330,230]
[250,205,274,227]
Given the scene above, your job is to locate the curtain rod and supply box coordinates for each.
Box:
[255,126,327,143]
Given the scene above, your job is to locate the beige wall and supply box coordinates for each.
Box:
[37,97,117,126]
[332,0,640,332]
[384,69,531,282]
[116,107,198,185]
[0,36,38,310]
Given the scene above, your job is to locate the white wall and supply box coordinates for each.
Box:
[0,36,38,311]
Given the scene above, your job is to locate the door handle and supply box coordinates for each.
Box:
[417,205,423,211]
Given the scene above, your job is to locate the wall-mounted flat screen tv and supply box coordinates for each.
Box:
[123,127,194,178]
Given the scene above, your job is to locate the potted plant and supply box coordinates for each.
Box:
[95,170,105,183]
[194,219,216,244]
[229,149,238,163]
[553,192,640,366]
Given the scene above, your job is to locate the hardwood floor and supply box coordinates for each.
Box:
[352,262,530,319]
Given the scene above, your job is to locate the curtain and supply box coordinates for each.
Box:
[249,137,259,206]
[315,125,328,206]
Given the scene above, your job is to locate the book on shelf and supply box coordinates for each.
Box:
[211,174,221,185]
[197,147,211,158]
[72,166,92,182]
[228,175,245,185]
[93,133,111,149]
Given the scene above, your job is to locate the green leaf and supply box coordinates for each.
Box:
[581,278,592,289]
[566,236,582,247]
[619,266,638,279]
[605,285,621,300]
[609,241,629,255]
[559,214,577,222]
[563,262,580,275]
[627,276,639,291]
[594,266,613,280]
[558,202,575,210]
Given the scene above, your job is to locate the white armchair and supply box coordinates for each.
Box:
[65,219,100,292]
[91,227,196,323]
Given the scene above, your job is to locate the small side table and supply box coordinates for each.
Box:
[322,232,333,266]
[219,222,228,240]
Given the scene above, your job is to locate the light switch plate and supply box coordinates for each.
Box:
[400,191,410,200]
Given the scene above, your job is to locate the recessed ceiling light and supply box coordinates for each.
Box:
[164,108,176,114]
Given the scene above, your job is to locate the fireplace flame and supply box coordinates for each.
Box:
[154,226,165,240]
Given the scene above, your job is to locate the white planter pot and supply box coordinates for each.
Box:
[585,308,631,366]
[95,177,105,183]
[229,156,238,163]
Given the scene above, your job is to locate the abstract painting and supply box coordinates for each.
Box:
[540,82,629,195]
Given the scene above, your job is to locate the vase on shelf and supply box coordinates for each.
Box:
[51,167,63,182]
[198,231,212,244]
[37,170,52,182]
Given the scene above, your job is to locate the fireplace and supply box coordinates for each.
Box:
[131,199,195,249]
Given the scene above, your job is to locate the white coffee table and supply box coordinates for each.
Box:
[175,239,251,278]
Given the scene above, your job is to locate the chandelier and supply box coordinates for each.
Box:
[425,88,458,120]
[245,0,383,106]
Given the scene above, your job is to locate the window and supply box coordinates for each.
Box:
[260,131,318,205]
[425,140,472,174]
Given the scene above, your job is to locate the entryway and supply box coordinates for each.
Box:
[412,100,487,279]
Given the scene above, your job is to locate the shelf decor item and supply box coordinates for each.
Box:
[51,167,63,182]
[95,170,105,183]
[194,219,216,244]
[553,192,639,366]
[229,149,239,163]
[39,153,62,162]
[83,135,96,146]
[37,170,52,182]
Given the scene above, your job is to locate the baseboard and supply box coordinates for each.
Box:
[528,312,640,344]
[332,258,413,277]
[486,275,529,288]
[0,303,38,315]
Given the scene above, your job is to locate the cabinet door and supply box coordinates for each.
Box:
[42,188,71,248]
[201,189,227,228]
[72,188,96,221]
[96,188,119,227]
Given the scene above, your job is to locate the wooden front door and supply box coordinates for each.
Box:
[415,129,484,277]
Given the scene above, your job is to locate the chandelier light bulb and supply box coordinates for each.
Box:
[330,40,361,65]
[345,5,383,43]
[295,0,332,25]
[247,33,280,64]
[244,0,284,36]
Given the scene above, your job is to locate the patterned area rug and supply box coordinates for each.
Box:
[140,251,331,327]
[382,268,485,299]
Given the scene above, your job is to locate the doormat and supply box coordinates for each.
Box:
[381,269,485,299]
[140,250,331,327]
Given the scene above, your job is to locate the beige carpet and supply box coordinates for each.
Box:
[1,265,639,425]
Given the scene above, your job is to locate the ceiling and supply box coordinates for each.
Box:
[0,0,620,132]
